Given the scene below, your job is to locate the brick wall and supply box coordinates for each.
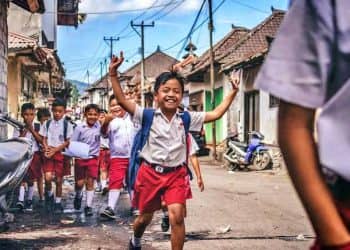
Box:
[0,2,8,139]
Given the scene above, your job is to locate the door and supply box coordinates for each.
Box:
[244,91,259,141]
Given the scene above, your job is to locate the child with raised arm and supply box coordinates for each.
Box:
[109,51,238,250]
[255,1,350,249]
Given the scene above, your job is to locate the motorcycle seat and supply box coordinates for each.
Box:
[0,138,32,172]
[231,141,248,150]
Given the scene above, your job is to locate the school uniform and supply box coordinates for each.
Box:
[107,113,136,190]
[132,105,204,213]
[13,122,42,181]
[254,0,350,247]
[39,118,74,178]
[71,121,101,180]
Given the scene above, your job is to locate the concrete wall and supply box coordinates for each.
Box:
[0,2,8,140]
[7,57,21,119]
[259,91,278,145]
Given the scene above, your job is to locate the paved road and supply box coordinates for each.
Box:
[0,159,314,250]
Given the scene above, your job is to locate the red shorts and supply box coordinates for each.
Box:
[63,156,71,176]
[43,152,64,178]
[99,149,110,172]
[311,202,350,250]
[132,162,187,214]
[109,158,128,190]
[25,152,43,182]
[75,158,99,180]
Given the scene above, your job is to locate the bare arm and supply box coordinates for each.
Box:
[278,101,350,246]
[204,73,239,123]
[26,123,43,144]
[109,52,136,115]
[190,155,204,192]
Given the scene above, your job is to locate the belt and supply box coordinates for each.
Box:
[143,161,184,174]
[100,148,109,151]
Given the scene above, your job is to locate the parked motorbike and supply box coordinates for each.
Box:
[224,131,272,171]
[0,113,34,231]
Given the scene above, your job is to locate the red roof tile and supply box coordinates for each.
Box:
[220,11,285,70]
[8,32,37,49]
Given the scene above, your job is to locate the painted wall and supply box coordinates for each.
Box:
[0,2,8,140]
[259,91,278,145]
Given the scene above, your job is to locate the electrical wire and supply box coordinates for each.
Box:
[229,0,269,14]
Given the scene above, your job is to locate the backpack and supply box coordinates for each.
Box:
[127,109,191,190]
[46,118,69,141]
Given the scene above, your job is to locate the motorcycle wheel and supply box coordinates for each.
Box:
[248,151,272,171]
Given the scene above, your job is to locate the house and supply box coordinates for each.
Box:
[84,75,110,110]
[219,10,285,145]
[184,26,249,144]
[0,0,46,139]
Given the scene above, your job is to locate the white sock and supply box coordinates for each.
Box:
[27,186,35,200]
[46,190,53,197]
[55,197,61,203]
[101,180,107,189]
[86,190,94,207]
[132,234,142,247]
[18,186,25,202]
[108,190,120,209]
[129,190,134,201]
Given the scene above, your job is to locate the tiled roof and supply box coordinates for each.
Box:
[123,50,178,78]
[220,10,285,70]
[186,27,249,76]
[86,75,109,91]
[8,32,37,49]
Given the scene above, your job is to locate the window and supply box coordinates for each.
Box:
[269,94,280,108]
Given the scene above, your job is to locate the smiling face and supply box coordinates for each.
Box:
[109,98,126,118]
[154,78,183,113]
[85,108,99,127]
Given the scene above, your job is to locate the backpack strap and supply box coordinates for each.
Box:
[46,119,51,133]
[140,109,155,147]
[180,111,193,179]
[34,122,40,132]
[63,118,68,141]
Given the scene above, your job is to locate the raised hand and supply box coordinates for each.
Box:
[109,51,124,75]
[229,70,240,90]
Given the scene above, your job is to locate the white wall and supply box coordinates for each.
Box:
[42,0,56,48]
[259,91,278,145]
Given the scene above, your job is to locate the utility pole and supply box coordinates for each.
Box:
[100,61,103,80]
[131,21,155,107]
[103,36,119,59]
[208,0,217,161]
[87,70,90,85]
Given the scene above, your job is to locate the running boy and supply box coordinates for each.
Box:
[100,95,137,220]
[255,1,350,249]
[40,98,74,213]
[71,104,100,216]
[109,51,239,250]
[14,103,43,211]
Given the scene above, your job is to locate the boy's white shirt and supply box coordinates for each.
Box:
[39,117,74,147]
[13,121,40,152]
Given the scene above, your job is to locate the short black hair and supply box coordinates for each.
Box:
[99,109,108,114]
[109,94,117,105]
[84,104,100,113]
[154,71,185,94]
[37,108,51,121]
[52,98,67,109]
[21,103,35,113]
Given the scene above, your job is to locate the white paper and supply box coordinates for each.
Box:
[63,141,90,159]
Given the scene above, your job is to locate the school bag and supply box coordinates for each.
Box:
[45,118,70,141]
[127,109,191,191]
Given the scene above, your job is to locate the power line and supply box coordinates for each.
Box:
[164,0,226,53]
[176,0,207,59]
[46,1,184,15]
[153,0,186,22]
[229,0,269,14]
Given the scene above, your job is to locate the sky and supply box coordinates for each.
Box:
[57,0,289,84]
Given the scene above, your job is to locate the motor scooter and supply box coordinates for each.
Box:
[0,113,34,231]
[223,131,272,171]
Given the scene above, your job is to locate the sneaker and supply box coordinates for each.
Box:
[128,239,141,250]
[74,195,82,210]
[16,201,24,211]
[161,216,170,232]
[84,206,93,216]
[54,202,64,214]
[100,206,116,220]
[25,200,33,211]
[101,187,109,196]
